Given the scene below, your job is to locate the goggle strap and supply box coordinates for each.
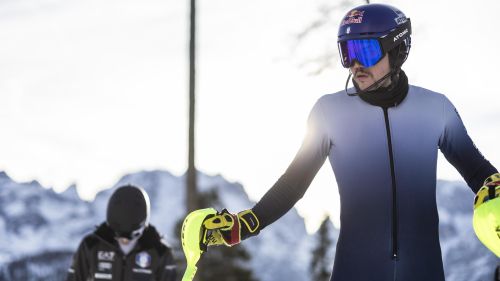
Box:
[379,19,412,53]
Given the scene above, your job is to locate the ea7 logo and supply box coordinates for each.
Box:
[98,251,115,261]
[393,28,409,42]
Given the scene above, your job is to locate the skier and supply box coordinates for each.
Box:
[66,184,177,281]
[199,3,500,281]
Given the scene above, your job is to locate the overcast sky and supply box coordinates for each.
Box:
[1,0,499,232]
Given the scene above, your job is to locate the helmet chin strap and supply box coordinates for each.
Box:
[345,69,396,97]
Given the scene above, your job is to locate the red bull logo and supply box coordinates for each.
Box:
[341,10,365,26]
[349,10,365,17]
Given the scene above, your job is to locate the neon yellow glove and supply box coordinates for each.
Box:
[201,209,260,247]
[473,173,500,257]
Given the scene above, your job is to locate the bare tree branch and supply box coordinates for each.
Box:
[292,0,369,75]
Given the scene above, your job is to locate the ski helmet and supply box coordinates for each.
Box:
[337,4,411,69]
[106,184,151,239]
[473,174,500,257]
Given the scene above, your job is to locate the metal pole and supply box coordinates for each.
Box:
[187,0,197,213]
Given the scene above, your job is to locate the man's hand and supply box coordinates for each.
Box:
[201,209,260,247]
[474,173,500,209]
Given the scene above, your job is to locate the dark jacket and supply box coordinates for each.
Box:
[66,223,176,281]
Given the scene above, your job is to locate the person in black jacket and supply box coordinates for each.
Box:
[66,184,177,281]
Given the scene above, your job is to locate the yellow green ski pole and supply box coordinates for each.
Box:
[181,208,217,281]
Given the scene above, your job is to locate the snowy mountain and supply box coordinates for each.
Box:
[0,170,497,281]
[0,170,314,281]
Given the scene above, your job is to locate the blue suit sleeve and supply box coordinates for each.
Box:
[252,99,331,229]
[438,96,497,193]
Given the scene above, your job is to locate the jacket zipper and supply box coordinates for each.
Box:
[120,256,126,280]
[383,107,399,260]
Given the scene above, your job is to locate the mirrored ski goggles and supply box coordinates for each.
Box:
[338,38,384,68]
[338,19,412,68]
[114,225,146,240]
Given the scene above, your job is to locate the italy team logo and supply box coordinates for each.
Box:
[135,252,152,268]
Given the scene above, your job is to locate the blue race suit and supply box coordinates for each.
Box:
[252,80,497,281]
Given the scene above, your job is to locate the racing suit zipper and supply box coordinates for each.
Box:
[383,107,399,260]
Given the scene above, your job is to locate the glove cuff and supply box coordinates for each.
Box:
[474,173,500,210]
[484,173,500,185]
[238,209,261,240]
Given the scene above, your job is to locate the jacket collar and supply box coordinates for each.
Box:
[93,223,164,252]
